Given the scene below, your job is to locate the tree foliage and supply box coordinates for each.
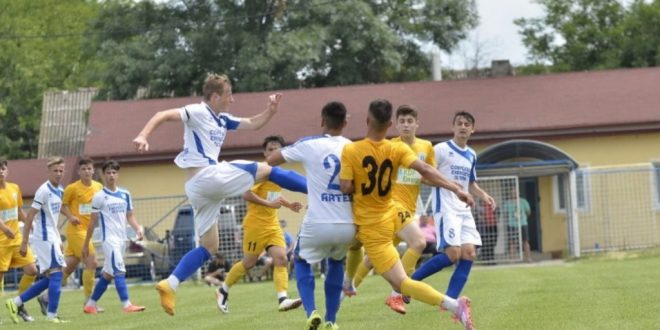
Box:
[515,0,660,72]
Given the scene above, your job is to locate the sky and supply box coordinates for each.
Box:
[440,0,545,70]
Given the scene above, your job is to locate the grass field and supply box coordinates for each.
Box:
[2,250,659,329]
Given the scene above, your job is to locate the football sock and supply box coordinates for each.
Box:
[83,269,95,298]
[324,258,344,323]
[401,249,421,276]
[171,247,211,286]
[446,259,473,299]
[19,277,49,304]
[224,261,247,288]
[114,274,130,303]
[273,265,288,293]
[353,261,371,288]
[400,277,443,306]
[90,276,110,302]
[344,247,363,284]
[411,253,453,281]
[47,271,63,314]
[18,274,36,294]
[268,167,307,194]
[294,258,315,316]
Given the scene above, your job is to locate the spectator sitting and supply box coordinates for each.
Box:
[204,253,231,286]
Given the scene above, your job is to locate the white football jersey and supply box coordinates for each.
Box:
[281,134,353,224]
[31,181,63,243]
[432,140,477,214]
[174,102,241,168]
[91,187,134,243]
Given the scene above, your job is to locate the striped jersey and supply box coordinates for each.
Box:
[31,181,64,243]
[91,187,134,243]
[174,102,241,168]
[431,139,477,214]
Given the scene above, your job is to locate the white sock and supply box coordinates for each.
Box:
[13,297,23,306]
[390,290,400,297]
[277,291,288,300]
[47,312,57,319]
[221,283,229,292]
[441,297,458,313]
[166,275,180,291]
[85,299,96,308]
[121,300,131,308]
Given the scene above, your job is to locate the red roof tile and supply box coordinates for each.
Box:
[85,67,660,161]
[6,157,79,197]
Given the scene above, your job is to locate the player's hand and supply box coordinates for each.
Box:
[69,216,81,225]
[457,191,475,209]
[288,201,304,213]
[269,199,283,209]
[267,93,283,114]
[19,241,28,257]
[133,136,150,153]
[483,194,497,209]
[2,227,15,239]
[136,228,144,241]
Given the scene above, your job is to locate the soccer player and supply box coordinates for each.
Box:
[411,111,496,301]
[339,99,475,329]
[267,101,356,330]
[133,73,307,316]
[37,157,104,314]
[5,157,68,323]
[81,160,146,314]
[345,105,436,314]
[0,159,38,322]
[217,135,304,313]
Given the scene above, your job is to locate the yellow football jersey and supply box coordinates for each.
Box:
[391,137,436,213]
[63,180,103,234]
[242,180,282,229]
[0,182,24,247]
[340,138,419,226]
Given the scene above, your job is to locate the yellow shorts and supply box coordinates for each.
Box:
[392,203,414,246]
[64,231,95,258]
[356,214,399,275]
[0,245,36,272]
[242,226,285,256]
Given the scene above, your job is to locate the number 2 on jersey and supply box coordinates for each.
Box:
[323,154,341,190]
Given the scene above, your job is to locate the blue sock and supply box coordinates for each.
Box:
[172,247,211,282]
[324,258,344,323]
[91,276,110,302]
[269,167,307,194]
[114,274,129,303]
[294,258,315,317]
[411,253,454,281]
[47,271,63,314]
[19,277,49,303]
[446,259,473,299]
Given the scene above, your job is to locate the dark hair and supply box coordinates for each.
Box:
[453,111,475,125]
[78,157,94,167]
[322,101,347,130]
[368,99,393,126]
[102,159,120,172]
[0,159,7,167]
[262,135,285,149]
[396,104,418,119]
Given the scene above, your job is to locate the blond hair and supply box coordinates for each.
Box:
[47,156,65,168]
[202,73,231,101]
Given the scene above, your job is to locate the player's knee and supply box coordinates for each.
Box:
[461,247,477,260]
[242,256,257,269]
[407,237,426,253]
[445,247,461,263]
[23,264,38,276]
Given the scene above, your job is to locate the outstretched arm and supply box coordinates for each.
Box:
[409,159,475,208]
[243,190,282,209]
[133,109,182,152]
[266,149,286,166]
[237,93,282,130]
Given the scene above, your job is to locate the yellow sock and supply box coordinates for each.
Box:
[353,261,371,288]
[273,266,288,293]
[400,277,444,306]
[345,247,364,280]
[83,269,95,298]
[401,249,422,276]
[18,274,36,294]
[225,261,247,287]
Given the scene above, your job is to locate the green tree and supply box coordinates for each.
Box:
[85,0,478,98]
[0,0,99,159]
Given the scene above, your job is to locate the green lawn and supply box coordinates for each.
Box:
[2,251,659,329]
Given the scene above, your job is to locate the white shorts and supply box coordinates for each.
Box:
[185,161,256,237]
[435,211,482,250]
[101,240,126,275]
[31,239,66,274]
[295,222,356,264]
